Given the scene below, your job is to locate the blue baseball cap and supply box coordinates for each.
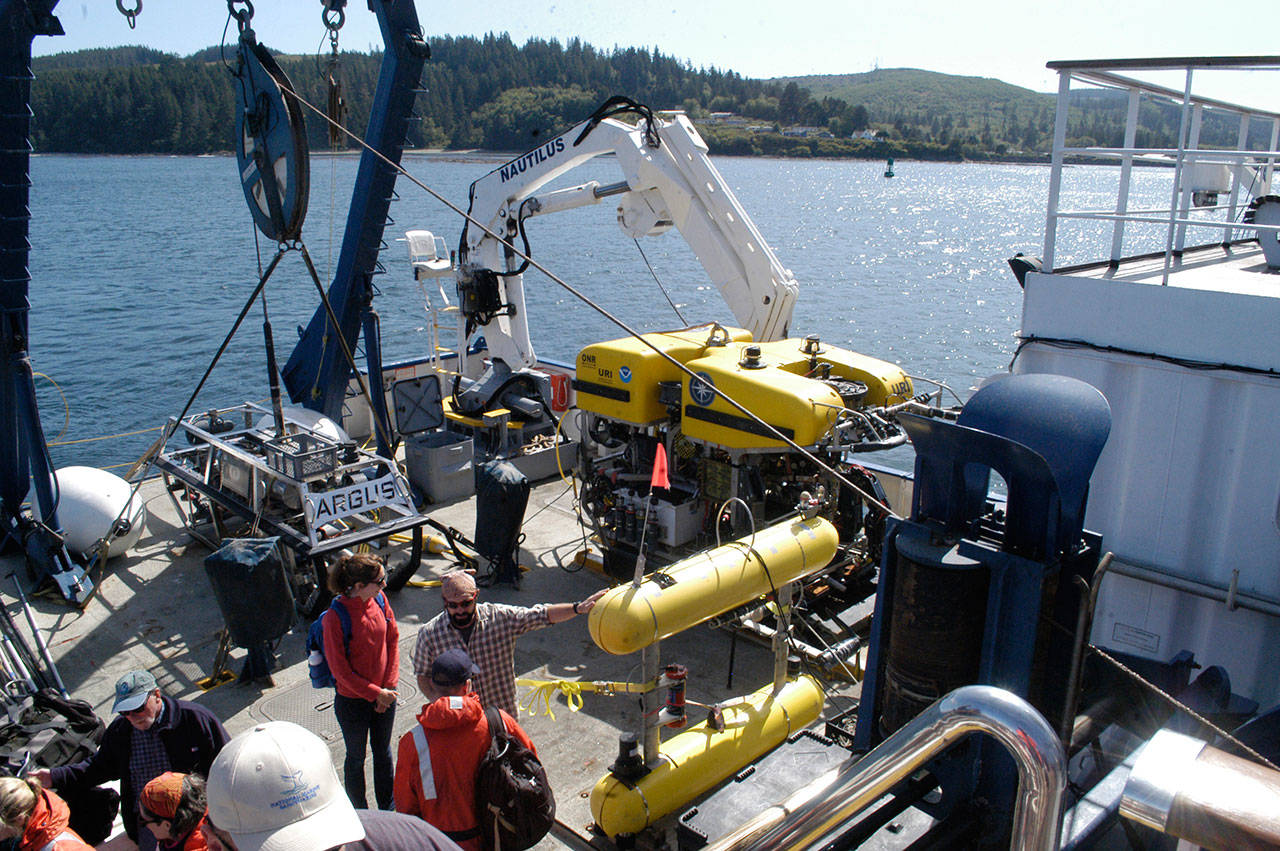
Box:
[113,670,158,713]
[430,649,480,687]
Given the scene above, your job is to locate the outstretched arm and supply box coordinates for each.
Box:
[546,588,608,624]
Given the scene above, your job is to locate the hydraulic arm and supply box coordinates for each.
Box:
[455,99,800,374]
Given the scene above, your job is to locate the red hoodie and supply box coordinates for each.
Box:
[393,692,536,850]
[322,593,399,701]
[158,815,209,851]
[19,789,93,851]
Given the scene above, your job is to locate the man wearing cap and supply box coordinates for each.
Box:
[413,571,607,716]
[393,649,536,849]
[201,721,460,851]
[31,670,229,851]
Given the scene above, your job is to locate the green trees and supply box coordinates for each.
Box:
[35,36,1226,161]
[30,37,841,155]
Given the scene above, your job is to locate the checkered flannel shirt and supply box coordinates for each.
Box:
[413,601,550,716]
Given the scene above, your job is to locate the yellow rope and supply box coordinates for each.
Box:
[515,677,653,720]
[516,679,587,720]
[48,424,165,446]
[32,372,70,441]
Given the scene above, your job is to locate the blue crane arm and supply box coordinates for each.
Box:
[0,0,63,525]
[0,0,93,602]
[282,1,428,433]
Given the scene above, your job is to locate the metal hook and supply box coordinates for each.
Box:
[116,0,141,28]
[226,0,254,33]
[322,6,346,33]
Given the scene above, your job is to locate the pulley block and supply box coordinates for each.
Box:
[233,31,310,242]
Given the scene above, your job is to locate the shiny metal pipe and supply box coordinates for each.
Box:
[705,685,1067,851]
[1121,729,1280,849]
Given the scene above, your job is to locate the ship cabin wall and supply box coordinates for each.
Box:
[1014,270,1280,708]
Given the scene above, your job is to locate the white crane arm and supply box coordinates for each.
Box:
[458,107,799,371]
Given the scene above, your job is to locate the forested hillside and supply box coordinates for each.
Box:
[773,69,1055,153]
[31,35,1255,160]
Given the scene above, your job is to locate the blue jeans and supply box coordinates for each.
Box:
[333,692,396,809]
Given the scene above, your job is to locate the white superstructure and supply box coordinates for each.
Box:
[1013,56,1280,707]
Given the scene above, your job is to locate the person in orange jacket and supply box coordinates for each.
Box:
[139,772,209,851]
[0,776,93,851]
[393,649,537,850]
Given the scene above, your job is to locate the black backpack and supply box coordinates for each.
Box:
[0,688,119,845]
[476,706,555,850]
[0,688,104,773]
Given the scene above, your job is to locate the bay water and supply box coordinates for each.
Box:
[27,153,1175,472]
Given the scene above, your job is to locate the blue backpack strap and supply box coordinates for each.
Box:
[330,597,355,654]
[328,594,387,658]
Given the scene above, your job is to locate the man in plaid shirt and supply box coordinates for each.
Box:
[413,572,606,716]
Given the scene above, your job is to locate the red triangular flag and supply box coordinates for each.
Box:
[650,442,670,490]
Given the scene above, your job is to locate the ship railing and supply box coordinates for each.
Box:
[704,685,1067,851]
[1042,56,1280,282]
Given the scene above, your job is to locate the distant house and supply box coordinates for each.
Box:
[852,129,880,140]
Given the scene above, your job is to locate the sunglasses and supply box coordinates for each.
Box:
[444,597,476,610]
[366,574,387,587]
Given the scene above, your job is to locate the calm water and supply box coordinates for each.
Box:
[27,153,1176,471]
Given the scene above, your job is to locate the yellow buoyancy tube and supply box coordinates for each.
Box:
[587,516,838,656]
[590,675,825,838]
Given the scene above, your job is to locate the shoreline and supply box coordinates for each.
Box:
[32,147,1056,167]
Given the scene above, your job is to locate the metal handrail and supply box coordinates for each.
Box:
[705,685,1068,851]
[1042,57,1280,276]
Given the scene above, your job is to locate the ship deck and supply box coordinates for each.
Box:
[1066,241,1277,296]
[0,472,849,850]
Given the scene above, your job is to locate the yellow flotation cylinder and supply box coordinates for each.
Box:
[588,516,838,655]
[591,675,824,838]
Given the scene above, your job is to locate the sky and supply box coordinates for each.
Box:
[39,1,1280,106]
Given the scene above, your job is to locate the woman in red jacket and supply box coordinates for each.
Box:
[139,771,208,850]
[0,776,93,851]
[323,552,400,810]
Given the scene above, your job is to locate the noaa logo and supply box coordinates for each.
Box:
[689,372,716,406]
[619,366,632,384]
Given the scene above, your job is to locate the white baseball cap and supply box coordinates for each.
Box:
[206,721,364,851]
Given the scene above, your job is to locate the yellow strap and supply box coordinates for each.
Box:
[516,679,586,720]
[515,677,655,720]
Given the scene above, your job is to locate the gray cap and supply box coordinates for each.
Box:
[112,670,157,713]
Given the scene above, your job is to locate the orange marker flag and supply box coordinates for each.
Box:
[650,442,670,490]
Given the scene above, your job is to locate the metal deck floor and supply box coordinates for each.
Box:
[1,473,829,849]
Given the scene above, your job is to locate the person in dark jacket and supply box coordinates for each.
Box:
[30,670,229,851]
